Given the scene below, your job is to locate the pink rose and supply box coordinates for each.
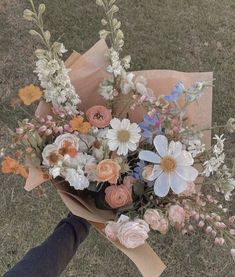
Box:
[180,182,196,196]
[144,209,169,234]
[104,221,119,241]
[168,205,186,228]
[86,105,112,128]
[117,218,149,248]
[105,184,133,209]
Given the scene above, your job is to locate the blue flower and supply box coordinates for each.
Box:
[164,81,185,102]
[133,160,145,180]
[139,114,161,143]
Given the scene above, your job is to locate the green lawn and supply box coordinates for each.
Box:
[0,0,235,276]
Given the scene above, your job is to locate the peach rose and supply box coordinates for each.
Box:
[105,184,133,209]
[144,209,169,234]
[86,105,112,128]
[168,205,186,229]
[117,218,150,248]
[96,159,121,184]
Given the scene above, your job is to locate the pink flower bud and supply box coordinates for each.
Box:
[229,216,235,224]
[198,221,205,228]
[205,215,211,220]
[46,115,53,121]
[222,208,228,213]
[218,204,223,209]
[230,229,235,236]
[211,230,217,237]
[45,129,52,136]
[230,249,235,260]
[38,125,47,133]
[206,226,212,234]
[16,128,24,134]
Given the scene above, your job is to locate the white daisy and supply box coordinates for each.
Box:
[139,135,198,197]
[106,118,141,156]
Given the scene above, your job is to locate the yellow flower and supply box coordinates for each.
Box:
[69,116,91,134]
[18,85,43,105]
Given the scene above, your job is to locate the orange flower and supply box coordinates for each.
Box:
[1,156,28,178]
[69,116,91,134]
[96,159,121,184]
[58,140,77,158]
[18,85,43,106]
[105,184,133,209]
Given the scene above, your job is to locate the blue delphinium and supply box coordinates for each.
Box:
[164,81,185,102]
[139,114,161,144]
[133,160,145,180]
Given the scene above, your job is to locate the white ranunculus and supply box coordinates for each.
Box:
[54,133,80,150]
[42,144,59,166]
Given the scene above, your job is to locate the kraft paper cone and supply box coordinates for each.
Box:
[56,185,166,277]
[28,39,213,277]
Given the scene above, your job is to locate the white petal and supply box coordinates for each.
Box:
[117,143,128,156]
[168,141,182,157]
[175,150,194,166]
[110,118,121,129]
[148,165,162,181]
[139,150,161,164]
[129,133,141,144]
[108,140,118,151]
[153,135,168,157]
[154,172,170,197]
[169,171,187,194]
[121,118,131,129]
[176,165,198,181]
[106,129,117,140]
[128,142,137,151]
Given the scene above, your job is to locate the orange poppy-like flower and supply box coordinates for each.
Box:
[18,85,43,106]
[69,116,91,134]
[105,184,133,209]
[96,159,121,184]
[58,140,77,158]
[86,105,112,128]
[1,156,28,178]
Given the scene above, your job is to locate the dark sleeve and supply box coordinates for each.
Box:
[4,214,90,277]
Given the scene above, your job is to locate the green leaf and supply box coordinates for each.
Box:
[133,182,145,196]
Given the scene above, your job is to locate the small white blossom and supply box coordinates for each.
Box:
[187,139,205,158]
[213,134,225,156]
[203,153,225,177]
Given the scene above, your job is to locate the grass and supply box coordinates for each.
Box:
[0,0,235,276]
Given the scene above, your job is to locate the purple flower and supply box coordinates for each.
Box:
[133,160,145,180]
[139,114,161,143]
[164,82,185,102]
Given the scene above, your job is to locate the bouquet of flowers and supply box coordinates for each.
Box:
[1,0,235,275]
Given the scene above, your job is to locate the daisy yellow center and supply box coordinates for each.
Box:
[117,130,130,143]
[160,156,176,173]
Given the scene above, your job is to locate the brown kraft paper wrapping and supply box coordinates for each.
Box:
[25,39,213,277]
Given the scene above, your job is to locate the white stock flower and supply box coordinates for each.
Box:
[49,166,61,178]
[187,138,205,158]
[106,118,141,156]
[139,135,198,197]
[135,76,156,103]
[35,50,80,115]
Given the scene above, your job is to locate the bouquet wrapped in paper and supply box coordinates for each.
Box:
[1,1,235,276]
